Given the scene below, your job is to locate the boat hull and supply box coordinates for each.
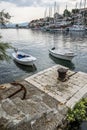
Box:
[12,52,36,66]
[14,58,34,66]
[69,25,85,32]
[49,49,75,61]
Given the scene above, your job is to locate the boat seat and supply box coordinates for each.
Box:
[17,54,29,59]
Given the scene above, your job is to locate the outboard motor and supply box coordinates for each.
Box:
[52,47,55,50]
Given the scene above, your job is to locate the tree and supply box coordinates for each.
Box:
[0,41,11,61]
[63,9,71,17]
[0,10,11,25]
[0,10,11,61]
[72,9,79,14]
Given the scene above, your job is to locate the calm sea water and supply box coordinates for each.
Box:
[0,29,87,84]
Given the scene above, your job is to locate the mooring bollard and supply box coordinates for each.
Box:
[57,68,68,81]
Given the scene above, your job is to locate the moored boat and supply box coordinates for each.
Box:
[12,51,36,66]
[69,25,85,32]
[49,47,76,61]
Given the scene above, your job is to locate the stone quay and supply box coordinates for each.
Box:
[0,65,87,130]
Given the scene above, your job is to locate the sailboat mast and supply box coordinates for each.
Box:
[54,1,56,24]
[66,4,67,10]
[80,0,82,9]
[54,1,57,14]
[75,2,77,9]
[84,0,86,9]
[50,6,52,17]
[83,0,86,25]
[49,6,51,18]
[57,5,59,14]
[44,8,47,19]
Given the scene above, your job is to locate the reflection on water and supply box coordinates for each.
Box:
[0,29,87,83]
[69,31,86,41]
[69,31,86,36]
[49,54,75,70]
[13,60,37,73]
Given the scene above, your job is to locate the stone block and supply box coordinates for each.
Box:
[1,98,20,116]
[31,109,64,130]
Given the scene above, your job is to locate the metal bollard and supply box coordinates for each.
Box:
[57,68,68,81]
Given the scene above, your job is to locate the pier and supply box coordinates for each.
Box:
[0,65,87,130]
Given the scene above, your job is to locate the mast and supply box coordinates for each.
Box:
[83,0,86,26]
[49,6,51,25]
[49,6,51,18]
[57,5,59,14]
[80,0,82,10]
[50,6,52,17]
[84,0,86,8]
[54,1,57,14]
[44,8,47,19]
[77,0,82,25]
[66,4,67,10]
[75,2,77,9]
[54,1,56,24]
[50,6,52,24]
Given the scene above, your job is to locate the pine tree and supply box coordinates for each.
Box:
[0,10,11,61]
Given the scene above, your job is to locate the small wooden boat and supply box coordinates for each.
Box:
[12,51,36,66]
[49,47,76,61]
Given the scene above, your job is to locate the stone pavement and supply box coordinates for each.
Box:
[0,97,64,130]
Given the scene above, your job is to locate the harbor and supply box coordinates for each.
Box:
[0,65,87,130]
[0,1,87,129]
[0,29,87,84]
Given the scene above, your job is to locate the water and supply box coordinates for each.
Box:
[0,29,87,84]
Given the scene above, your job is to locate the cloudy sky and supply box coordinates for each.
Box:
[0,0,86,23]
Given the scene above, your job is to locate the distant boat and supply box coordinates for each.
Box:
[12,51,36,66]
[69,25,85,31]
[49,47,76,61]
[69,0,85,32]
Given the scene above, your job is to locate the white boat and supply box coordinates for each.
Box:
[49,47,76,61]
[12,51,36,66]
[69,25,85,32]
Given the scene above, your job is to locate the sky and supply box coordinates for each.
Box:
[0,0,86,23]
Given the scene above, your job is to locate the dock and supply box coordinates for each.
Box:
[0,65,87,130]
[25,65,87,108]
